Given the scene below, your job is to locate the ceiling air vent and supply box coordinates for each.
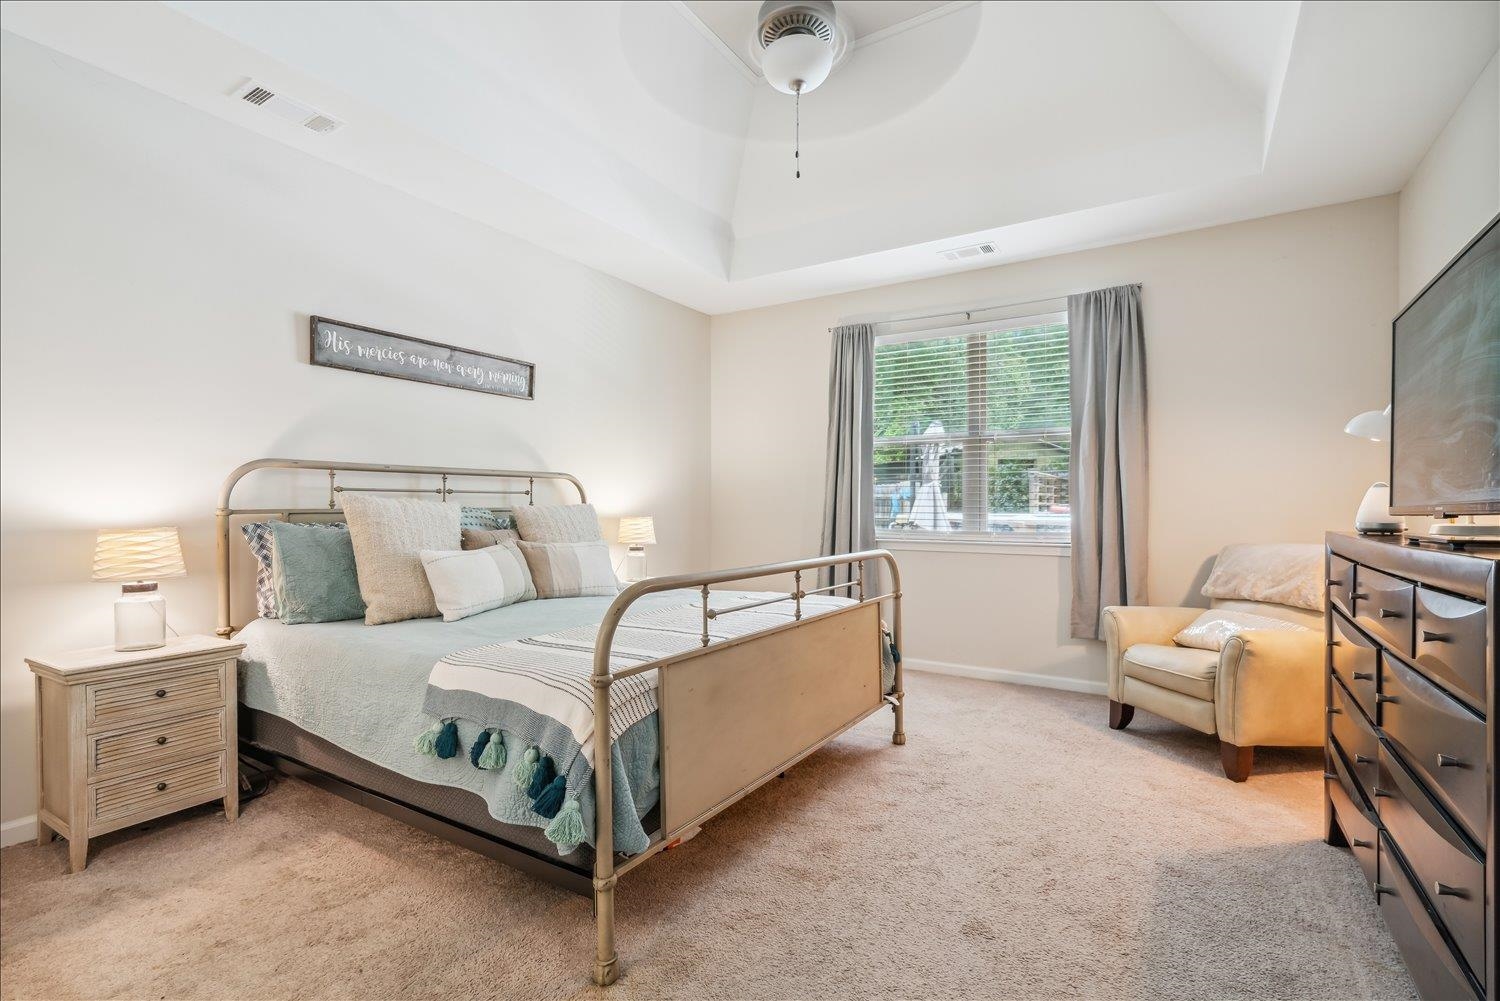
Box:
[232,80,343,135]
[939,242,998,263]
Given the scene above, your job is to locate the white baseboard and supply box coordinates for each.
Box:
[1,814,38,848]
[905,657,1107,695]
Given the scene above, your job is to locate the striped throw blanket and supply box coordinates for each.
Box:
[420,591,863,854]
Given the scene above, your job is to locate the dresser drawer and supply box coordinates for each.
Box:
[1328,554,1356,617]
[90,752,227,826]
[1378,833,1479,1001]
[1355,567,1415,656]
[1329,677,1378,797]
[89,708,225,778]
[86,664,224,730]
[1327,756,1378,888]
[1414,586,1488,711]
[1330,610,1379,720]
[1381,653,1488,842]
[1376,746,1486,985]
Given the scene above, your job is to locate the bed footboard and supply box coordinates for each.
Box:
[589,550,902,987]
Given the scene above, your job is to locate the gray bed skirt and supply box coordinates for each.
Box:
[240,707,636,878]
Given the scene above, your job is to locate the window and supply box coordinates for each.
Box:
[873,310,1070,544]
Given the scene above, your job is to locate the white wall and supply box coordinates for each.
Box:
[1398,51,1500,304]
[0,36,710,840]
[710,198,1397,690]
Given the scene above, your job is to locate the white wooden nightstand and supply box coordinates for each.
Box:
[26,635,245,872]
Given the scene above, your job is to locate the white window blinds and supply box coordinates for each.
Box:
[873,311,1071,542]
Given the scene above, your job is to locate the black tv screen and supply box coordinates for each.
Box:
[1391,213,1500,516]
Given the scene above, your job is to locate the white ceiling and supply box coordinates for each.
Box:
[1,1,1496,315]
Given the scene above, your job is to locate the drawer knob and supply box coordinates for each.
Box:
[1328,639,1342,648]
[1420,630,1450,643]
[1436,753,1464,768]
[155,735,168,745]
[1355,754,1373,764]
[1351,592,1369,600]
[154,689,167,699]
[1373,882,1394,897]
[1326,706,1343,716]
[1352,671,1373,681]
[1378,608,1402,619]
[1375,694,1397,704]
[1433,882,1469,899]
[1372,787,1392,798]
[1351,838,1373,849]
[155,781,168,792]
[1326,579,1340,587]
[1322,771,1338,780]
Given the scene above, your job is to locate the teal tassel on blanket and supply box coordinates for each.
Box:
[468,728,491,768]
[544,798,585,851]
[476,730,506,770]
[527,755,557,800]
[532,774,567,819]
[414,721,444,756]
[512,746,540,790]
[434,719,460,759]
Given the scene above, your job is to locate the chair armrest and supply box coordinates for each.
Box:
[1100,606,1204,700]
[1215,629,1326,747]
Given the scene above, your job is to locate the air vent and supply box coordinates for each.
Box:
[939,242,998,263]
[232,80,343,135]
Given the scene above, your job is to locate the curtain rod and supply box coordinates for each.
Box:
[828,284,1139,332]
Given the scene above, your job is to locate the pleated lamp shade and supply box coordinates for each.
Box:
[91,527,187,582]
[617,516,656,547]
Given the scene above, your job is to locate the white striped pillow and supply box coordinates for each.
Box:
[419,542,536,622]
[517,540,618,598]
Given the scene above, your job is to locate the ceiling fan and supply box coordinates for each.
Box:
[749,1,850,178]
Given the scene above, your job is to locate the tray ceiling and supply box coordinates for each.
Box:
[2,1,1495,314]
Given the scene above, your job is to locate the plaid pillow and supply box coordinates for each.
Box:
[241,521,346,620]
[460,506,515,531]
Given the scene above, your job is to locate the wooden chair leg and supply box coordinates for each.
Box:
[1220,741,1254,782]
[1108,700,1134,730]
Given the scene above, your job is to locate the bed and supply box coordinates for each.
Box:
[218,458,904,986]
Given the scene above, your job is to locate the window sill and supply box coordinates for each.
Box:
[876,536,1070,558]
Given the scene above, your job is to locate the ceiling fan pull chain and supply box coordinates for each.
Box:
[795,87,801,179]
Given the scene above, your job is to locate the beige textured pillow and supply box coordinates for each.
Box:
[1173,609,1313,651]
[518,540,619,598]
[1200,543,1325,612]
[341,494,461,624]
[462,527,520,550]
[512,503,604,543]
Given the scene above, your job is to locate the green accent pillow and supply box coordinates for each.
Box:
[268,521,366,625]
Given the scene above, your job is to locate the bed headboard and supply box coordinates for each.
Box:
[215,458,587,637]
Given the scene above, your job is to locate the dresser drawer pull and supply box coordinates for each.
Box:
[155,735,168,745]
[1378,608,1402,619]
[1433,882,1469,899]
[1326,706,1343,716]
[1351,838,1373,849]
[1419,630,1450,643]
[1351,592,1369,600]
[1326,578,1340,586]
[1372,787,1392,798]
[1352,671,1373,681]
[1322,771,1337,780]
[1436,753,1464,768]
[1328,639,1342,647]
[1354,754,1373,764]
[154,689,167,699]
[1373,882,1394,897]
[1375,694,1397,704]
[155,781,168,792]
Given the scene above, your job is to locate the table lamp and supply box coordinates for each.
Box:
[1342,405,1404,535]
[92,527,187,651]
[617,516,656,583]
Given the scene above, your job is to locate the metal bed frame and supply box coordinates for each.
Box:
[217,459,904,986]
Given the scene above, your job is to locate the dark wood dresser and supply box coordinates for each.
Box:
[1324,532,1496,1000]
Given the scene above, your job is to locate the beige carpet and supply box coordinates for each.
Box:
[1,672,1415,1001]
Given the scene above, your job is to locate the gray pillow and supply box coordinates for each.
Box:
[462,527,520,550]
[512,503,604,543]
[267,521,366,625]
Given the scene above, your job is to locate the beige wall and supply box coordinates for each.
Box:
[710,198,1397,690]
[0,36,710,840]
[1398,51,1499,304]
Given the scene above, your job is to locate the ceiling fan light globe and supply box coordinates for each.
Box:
[761,34,834,95]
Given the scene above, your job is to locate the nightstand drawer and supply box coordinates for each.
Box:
[91,752,227,826]
[89,708,225,778]
[86,664,224,729]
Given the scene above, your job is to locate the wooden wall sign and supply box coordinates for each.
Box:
[309,316,534,400]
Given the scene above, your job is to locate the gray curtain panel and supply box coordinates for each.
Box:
[1069,284,1148,639]
[820,323,878,594]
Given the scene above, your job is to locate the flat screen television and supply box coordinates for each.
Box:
[1390,212,1500,516]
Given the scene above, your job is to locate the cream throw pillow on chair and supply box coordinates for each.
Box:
[341,494,461,624]
[1173,609,1313,651]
